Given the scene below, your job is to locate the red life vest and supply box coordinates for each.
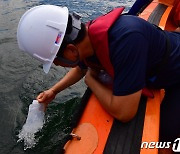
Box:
[173,0,180,26]
[87,7,124,76]
[86,7,154,98]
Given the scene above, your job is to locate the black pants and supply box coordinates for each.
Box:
[160,83,180,142]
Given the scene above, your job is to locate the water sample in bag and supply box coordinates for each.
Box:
[17,100,45,150]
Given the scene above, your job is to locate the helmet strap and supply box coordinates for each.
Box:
[66,12,82,41]
[55,54,80,67]
[55,12,82,67]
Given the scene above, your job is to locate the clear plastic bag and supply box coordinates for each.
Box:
[18,100,45,150]
[25,100,45,129]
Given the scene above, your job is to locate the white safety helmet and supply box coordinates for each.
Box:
[17,5,69,73]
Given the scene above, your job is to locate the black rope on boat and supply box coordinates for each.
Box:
[69,88,92,128]
[53,134,73,154]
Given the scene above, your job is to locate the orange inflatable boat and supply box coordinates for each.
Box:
[60,0,179,153]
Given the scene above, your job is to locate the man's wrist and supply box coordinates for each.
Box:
[50,88,59,95]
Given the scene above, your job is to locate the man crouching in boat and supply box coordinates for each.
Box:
[17,5,180,153]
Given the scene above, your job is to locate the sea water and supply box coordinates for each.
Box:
[17,100,45,150]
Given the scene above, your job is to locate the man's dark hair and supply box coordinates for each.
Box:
[56,15,86,57]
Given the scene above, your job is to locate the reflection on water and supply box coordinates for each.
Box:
[0,0,135,153]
